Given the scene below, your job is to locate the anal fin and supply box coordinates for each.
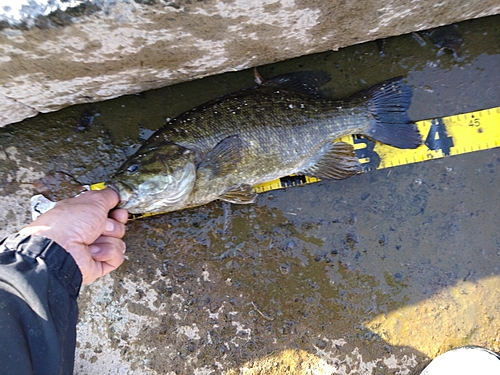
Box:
[219,184,257,204]
[300,142,362,180]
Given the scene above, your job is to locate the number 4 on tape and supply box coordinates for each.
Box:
[425,118,454,156]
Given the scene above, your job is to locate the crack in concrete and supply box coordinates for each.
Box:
[0,92,39,127]
[0,92,38,112]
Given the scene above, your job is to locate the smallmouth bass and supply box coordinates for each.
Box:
[107,72,421,214]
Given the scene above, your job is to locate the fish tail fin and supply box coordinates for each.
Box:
[359,77,422,149]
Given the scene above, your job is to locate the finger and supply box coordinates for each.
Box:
[92,235,127,253]
[82,249,124,285]
[83,238,126,284]
[102,218,126,238]
[109,208,129,224]
[74,188,120,211]
[89,240,125,266]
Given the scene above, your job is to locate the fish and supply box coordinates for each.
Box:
[107,72,421,214]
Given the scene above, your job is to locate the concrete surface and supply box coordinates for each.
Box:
[0,14,499,375]
[1,0,500,127]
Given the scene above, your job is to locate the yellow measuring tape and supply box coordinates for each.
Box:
[91,106,500,218]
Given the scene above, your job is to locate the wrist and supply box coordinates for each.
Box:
[18,225,74,251]
[19,225,88,279]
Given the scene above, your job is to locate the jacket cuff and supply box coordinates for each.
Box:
[0,233,82,298]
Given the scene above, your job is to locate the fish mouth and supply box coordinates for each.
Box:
[105,180,133,207]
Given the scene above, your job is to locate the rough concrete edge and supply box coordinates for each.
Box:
[1,6,499,128]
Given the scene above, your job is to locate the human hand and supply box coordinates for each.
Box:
[18,188,128,284]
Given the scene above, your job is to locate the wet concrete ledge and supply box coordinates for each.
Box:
[0,0,499,127]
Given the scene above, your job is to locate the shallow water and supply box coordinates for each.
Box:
[1,14,499,375]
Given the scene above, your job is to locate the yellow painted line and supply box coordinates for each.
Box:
[91,106,500,218]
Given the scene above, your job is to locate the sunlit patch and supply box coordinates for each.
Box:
[365,276,500,358]
[225,347,418,374]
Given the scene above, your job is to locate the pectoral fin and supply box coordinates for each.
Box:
[301,142,362,180]
[219,184,258,204]
[199,135,243,176]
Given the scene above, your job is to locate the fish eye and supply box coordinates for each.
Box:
[127,164,139,174]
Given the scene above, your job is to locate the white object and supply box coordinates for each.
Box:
[30,194,56,221]
[29,185,89,220]
[421,346,500,375]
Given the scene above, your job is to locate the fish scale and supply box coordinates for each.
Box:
[164,89,365,170]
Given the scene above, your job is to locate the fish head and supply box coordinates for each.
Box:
[107,143,197,213]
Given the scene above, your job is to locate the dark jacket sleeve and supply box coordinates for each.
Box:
[0,234,82,375]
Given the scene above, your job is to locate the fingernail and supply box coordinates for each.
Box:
[105,221,114,232]
[89,245,100,254]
